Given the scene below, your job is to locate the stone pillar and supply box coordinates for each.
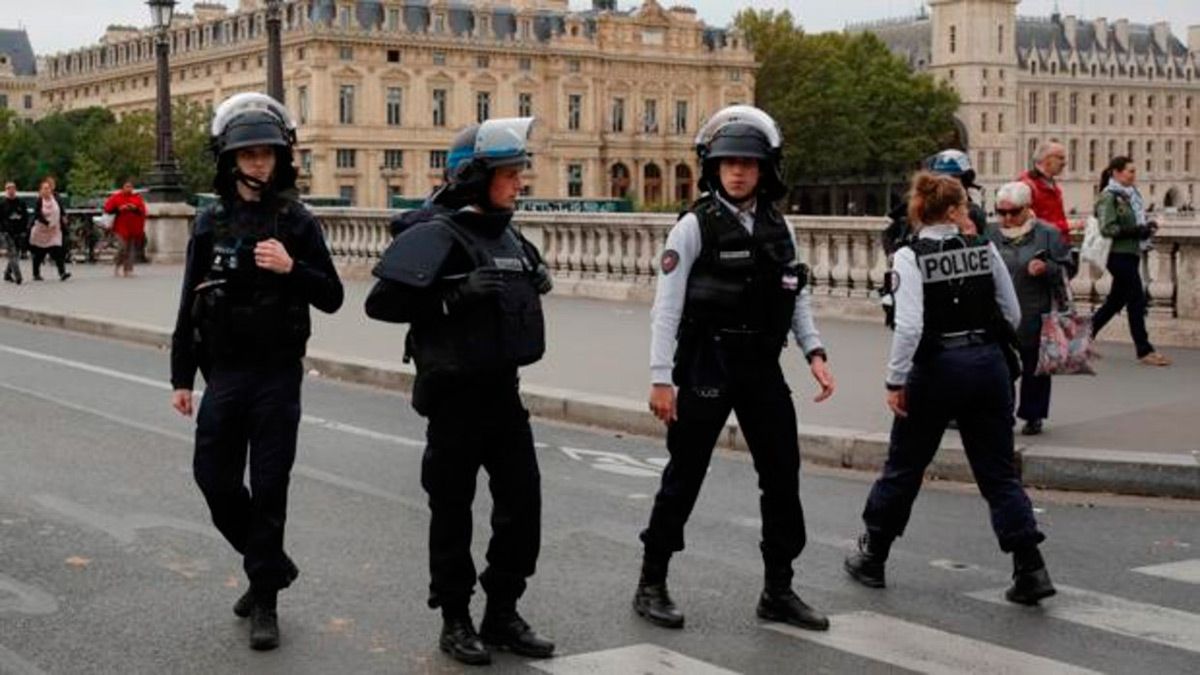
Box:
[1176,239,1200,320]
[145,201,196,264]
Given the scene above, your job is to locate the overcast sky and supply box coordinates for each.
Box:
[8,1,1198,56]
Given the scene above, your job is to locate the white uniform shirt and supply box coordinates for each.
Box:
[885,224,1021,387]
[649,195,824,385]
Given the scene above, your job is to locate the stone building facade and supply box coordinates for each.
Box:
[36,0,755,207]
[858,0,1200,216]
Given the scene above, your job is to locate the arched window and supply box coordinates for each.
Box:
[674,164,693,204]
[610,163,631,199]
[644,163,663,204]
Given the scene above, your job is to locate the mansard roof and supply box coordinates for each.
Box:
[0,29,37,76]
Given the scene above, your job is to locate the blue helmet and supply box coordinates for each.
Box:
[435,117,535,209]
[925,149,980,189]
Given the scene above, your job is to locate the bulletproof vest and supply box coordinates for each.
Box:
[191,201,311,364]
[408,213,545,376]
[681,196,801,342]
[910,235,996,341]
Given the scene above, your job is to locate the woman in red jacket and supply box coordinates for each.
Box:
[103,179,147,277]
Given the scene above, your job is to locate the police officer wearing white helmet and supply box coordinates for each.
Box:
[634,105,835,632]
[843,171,1056,607]
[169,93,344,650]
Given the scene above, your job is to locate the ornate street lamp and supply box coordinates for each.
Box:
[145,0,183,202]
[265,0,284,102]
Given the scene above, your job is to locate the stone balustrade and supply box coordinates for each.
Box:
[312,207,1200,324]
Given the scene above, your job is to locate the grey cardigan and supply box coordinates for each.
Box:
[987,220,1076,347]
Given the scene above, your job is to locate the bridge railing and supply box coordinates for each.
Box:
[312,208,1198,321]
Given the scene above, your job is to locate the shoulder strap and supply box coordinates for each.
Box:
[432,213,492,268]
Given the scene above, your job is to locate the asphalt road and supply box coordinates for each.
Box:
[0,318,1197,674]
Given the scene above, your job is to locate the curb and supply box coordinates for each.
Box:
[0,304,1194,500]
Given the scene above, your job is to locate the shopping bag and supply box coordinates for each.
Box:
[1035,271,1096,376]
[94,212,114,230]
[1079,215,1111,273]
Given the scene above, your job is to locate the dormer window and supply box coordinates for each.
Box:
[434,14,445,33]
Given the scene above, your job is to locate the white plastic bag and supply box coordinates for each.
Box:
[94,212,114,230]
[1079,215,1111,273]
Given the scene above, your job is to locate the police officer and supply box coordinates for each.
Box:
[365,117,555,666]
[635,105,835,632]
[881,150,988,328]
[170,93,344,650]
[844,172,1056,606]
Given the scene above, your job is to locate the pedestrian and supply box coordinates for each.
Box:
[988,181,1075,436]
[1018,141,1073,243]
[635,105,836,633]
[844,172,1056,607]
[1089,157,1171,366]
[1,181,28,284]
[29,178,71,281]
[103,178,147,277]
[169,93,344,651]
[365,117,555,666]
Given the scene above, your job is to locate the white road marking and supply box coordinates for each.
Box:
[0,343,426,447]
[965,584,1200,655]
[0,573,59,616]
[1132,559,1200,585]
[765,611,1100,674]
[559,447,665,477]
[531,643,739,675]
[31,495,219,545]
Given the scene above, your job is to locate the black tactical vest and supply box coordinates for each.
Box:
[408,214,545,377]
[191,201,311,365]
[910,235,996,342]
[681,196,801,341]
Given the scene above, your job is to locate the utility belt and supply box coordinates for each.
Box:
[680,319,785,352]
[935,329,993,350]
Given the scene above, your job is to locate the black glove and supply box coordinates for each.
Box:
[443,267,508,306]
[532,263,553,295]
[1136,224,1155,240]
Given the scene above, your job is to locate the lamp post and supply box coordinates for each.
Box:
[265,0,284,102]
[145,0,183,202]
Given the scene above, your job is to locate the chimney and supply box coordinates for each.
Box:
[1093,18,1108,50]
[1152,21,1171,53]
[1190,25,1200,55]
[238,0,263,12]
[1114,19,1129,51]
[1063,15,1078,50]
[102,25,141,45]
[194,3,229,23]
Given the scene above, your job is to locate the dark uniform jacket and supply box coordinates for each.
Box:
[170,197,344,390]
[0,197,30,242]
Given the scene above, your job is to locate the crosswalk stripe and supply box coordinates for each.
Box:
[1132,559,1200,585]
[965,584,1200,655]
[530,644,739,675]
[764,611,1099,674]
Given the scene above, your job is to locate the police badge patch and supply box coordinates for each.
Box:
[661,249,680,274]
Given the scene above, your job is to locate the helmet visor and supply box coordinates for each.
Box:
[211,92,297,138]
[695,105,781,156]
[474,117,538,169]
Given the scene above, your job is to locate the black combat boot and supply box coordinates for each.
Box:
[757,565,829,632]
[439,610,491,666]
[248,590,280,651]
[844,532,891,589]
[632,554,684,629]
[480,602,555,658]
[235,556,299,618]
[1006,547,1056,605]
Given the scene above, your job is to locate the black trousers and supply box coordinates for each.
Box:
[1091,252,1155,358]
[1016,343,1051,422]
[29,245,67,279]
[641,360,807,582]
[420,378,541,611]
[862,344,1044,553]
[193,361,303,591]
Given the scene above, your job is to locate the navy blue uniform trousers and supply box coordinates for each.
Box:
[863,344,1044,553]
[193,361,303,591]
[420,378,542,611]
[641,360,807,580]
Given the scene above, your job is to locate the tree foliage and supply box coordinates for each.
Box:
[0,102,215,200]
[734,10,961,183]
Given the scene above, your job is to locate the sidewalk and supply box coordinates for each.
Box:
[1,263,1196,498]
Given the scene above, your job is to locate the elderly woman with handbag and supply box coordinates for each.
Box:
[30,178,71,282]
[987,181,1075,436]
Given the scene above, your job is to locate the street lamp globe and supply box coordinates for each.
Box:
[146,0,177,31]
